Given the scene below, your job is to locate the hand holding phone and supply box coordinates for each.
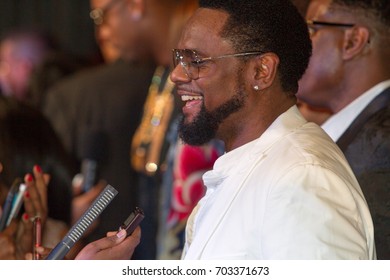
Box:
[119,207,144,237]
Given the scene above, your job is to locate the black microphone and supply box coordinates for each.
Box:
[80,131,108,192]
[46,184,118,260]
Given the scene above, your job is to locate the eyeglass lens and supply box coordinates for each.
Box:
[173,49,201,79]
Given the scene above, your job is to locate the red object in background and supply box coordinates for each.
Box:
[167,143,220,225]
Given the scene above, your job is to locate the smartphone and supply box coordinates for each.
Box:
[119,207,145,237]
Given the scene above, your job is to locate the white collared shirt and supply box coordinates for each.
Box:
[182,106,375,259]
[322,80,390,141]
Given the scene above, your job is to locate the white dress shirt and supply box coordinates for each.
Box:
[322,80,390,141]
[182,106,375,260]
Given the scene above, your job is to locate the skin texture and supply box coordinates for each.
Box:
[297,0,389,113]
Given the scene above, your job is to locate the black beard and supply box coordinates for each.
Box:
[178,90,246,146]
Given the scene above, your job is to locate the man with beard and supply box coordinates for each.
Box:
[40,0,376,261]
[169,0,375,259]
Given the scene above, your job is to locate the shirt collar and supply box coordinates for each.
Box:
[321,80,390,141]
[202,105,307,188]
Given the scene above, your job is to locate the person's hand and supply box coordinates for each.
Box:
[0,220,18,259]
[23,165,50,225]
[25,245,52,260]
[75,227,141,260]
[15,165,50,259]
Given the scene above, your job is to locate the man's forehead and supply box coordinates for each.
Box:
[178,8,229,48]
[90,0,112,9]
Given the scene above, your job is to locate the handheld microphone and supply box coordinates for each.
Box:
[6,183,27,227]
[46,184,118,260]
[0,178,22,231]
[80,131,108,192]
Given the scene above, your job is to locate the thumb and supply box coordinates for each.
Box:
[74,229,126,260]
[3,219,18,236]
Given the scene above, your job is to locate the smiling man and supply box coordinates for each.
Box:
[170,0,375,259]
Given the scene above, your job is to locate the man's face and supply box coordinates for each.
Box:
[90,0,137,60]
[170,8,249,146]
[297,0,349,111]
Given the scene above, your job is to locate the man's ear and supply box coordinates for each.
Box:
[251,53,279,91]
[342,26,370,60]
[127,0,145,21]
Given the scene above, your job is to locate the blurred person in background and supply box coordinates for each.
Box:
[297,0,390,259]
[0,28,56,102]
[0,95,74,259]
[0,28,89,109]
[42,0,186,259]
[289,0,332,125]
[128,0,225,260]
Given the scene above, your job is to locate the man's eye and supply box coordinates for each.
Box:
[191,60,207,66]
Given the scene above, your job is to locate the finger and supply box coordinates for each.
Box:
[106,227,141,260]
[36,246,52,259]
[25,245,51,260]
[20,213,33,232]
[106,231,116,237]
[2,219,18,236]
[75,228,138,260]
[33,165,48,209]
[130,226,141,240]
[25,252,33,260]
[0,220,18,259]
[23,174,42,219]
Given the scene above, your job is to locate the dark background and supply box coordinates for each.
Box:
[0,0,99,60]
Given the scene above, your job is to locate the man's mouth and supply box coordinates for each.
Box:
[181,94,203,118]
[181,95,203,102]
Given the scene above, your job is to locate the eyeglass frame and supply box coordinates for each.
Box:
[306,20,355,36]
[172,49,263,80]
[89,0,123,26]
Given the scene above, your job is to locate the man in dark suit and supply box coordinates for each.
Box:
[297,0,390,259]
[42,0,182,259]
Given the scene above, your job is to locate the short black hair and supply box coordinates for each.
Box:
[199,0,312,93]
[332,0,390,27]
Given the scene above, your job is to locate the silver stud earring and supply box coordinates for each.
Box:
[253,85,259,91]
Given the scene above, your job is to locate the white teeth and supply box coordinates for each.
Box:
[181,95,203,101]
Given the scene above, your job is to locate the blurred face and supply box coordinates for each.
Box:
[90,0,139,60]
[297,0,351,111]
[0,40,30,99]
[170,9,249,147]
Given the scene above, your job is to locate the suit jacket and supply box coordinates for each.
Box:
[43,59,156,243]
[337,88,390,259]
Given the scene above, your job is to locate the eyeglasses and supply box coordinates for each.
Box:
[89,0,123,26]
[306,20,355,37]
[172,49,263,80]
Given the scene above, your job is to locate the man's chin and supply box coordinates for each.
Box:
[179,123,214,146]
